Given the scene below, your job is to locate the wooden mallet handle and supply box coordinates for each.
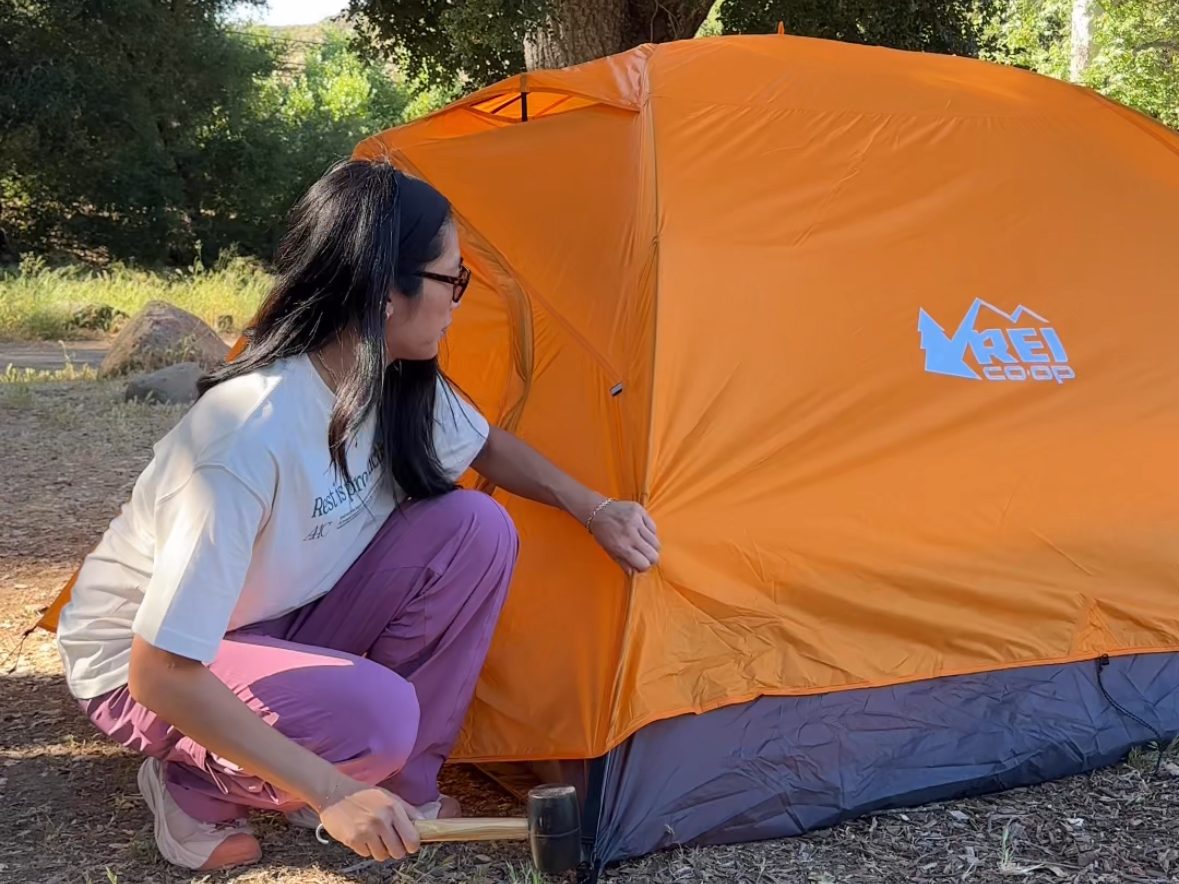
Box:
[312,784,580,875]
[414,818,529,842]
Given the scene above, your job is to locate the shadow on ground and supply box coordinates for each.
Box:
[0,671,534,884]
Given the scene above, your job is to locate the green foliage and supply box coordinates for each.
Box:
[350,0,995,93]
[0,256,272,341]
[0,0,275,262]
[721,0,998,56]
[351,0,1174,131]
[2,0,1172,271]
[982,0,1178,128]
[0,4,429,264]
[1087,0,1179,128]
[214,24,415,256]
[978,0,1071,77]
[254,27,410,135]
[697,1,724,36]
[347,0,549,92]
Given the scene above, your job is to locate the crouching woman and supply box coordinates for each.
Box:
[54,159,660,871]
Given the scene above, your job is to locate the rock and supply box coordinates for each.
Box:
[124,362,204,405]
[99,301,228,377]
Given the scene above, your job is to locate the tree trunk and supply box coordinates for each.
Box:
[524,0,627,70]
[1069,0,1094,83]
[524,0,716,70]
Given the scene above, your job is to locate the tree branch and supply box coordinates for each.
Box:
[632,0,714,45]
[1135,40,1179,55]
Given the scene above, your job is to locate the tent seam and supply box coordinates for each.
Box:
[608,74,662,719]
[443,643,1179,765]
[639,67,662,517]
[602,642,1179,754]
[1074,84,1179,159]
[393,163,621,382]
[644,98,1105,123]
[593,61,663,869]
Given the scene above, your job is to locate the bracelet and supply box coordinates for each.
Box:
[585,497,615,532]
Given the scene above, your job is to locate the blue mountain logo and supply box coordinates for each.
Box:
[918,299,1075,384]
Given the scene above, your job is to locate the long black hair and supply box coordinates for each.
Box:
[199,158,457,501]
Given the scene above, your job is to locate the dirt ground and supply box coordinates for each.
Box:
[0,340,109,372]
[2,379,1177,884]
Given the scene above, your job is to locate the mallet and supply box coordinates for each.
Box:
[318,783,582,875]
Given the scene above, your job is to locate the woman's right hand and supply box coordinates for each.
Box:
[126,638,424,863]
[317,779,423,862]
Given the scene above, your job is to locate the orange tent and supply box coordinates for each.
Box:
[350,31,1179,754]
[41,34,1179,868]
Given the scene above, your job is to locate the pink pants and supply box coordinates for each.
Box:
[79,491,518,823]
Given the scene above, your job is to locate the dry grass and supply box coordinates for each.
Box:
[3,362,100,386]
[0,254,270,341]
[2,381,1178,884]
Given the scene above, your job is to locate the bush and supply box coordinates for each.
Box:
[0,5,442,265]
[0,255,273,341]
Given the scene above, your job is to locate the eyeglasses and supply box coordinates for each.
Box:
[415,263,472,304]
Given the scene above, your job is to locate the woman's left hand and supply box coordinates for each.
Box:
[588,500,661,574]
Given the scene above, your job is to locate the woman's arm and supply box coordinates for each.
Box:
[471,426,661,573]
[127,466,419,861]
[128,637,421,862]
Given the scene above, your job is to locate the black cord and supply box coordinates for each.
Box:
[0,624,35,674]
[1096,654,1166,776]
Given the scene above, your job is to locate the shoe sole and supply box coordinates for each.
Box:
[137,758,260,870]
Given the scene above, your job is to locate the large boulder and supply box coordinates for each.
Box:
[124,362,204,405]
[99,301,228,377]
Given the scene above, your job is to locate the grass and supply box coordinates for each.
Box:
[0,380,33,408]
[1,360,99,384]
[1127,737,1179,775]
[0,253,271,341]
[0,358,99,410]
[505,864,545,884]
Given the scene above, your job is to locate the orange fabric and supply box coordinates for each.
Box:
[36,569,76,633]
[42,35,1179,765]
[356,35,1179,761]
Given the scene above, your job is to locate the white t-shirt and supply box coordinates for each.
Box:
[55,354,489,700]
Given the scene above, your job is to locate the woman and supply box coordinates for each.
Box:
[54,158,660,872]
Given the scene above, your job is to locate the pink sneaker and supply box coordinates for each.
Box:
[137,758,261,870]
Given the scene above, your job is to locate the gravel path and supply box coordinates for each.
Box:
[0,340,110,371]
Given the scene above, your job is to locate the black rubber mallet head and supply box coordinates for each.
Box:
[410,782,582,875]
[526,783,582,874]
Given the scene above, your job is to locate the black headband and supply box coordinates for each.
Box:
[394,170,451,266]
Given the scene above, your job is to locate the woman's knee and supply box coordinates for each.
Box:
[434,490,519,559]
[285,658,420,777]
[353,662,420,775]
